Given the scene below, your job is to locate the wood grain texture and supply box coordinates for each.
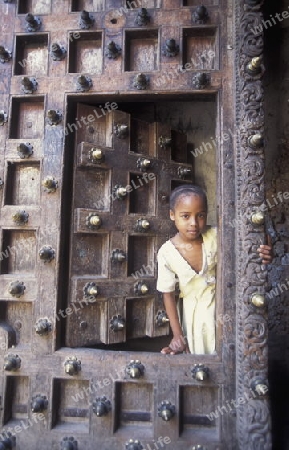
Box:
[235,0,272,448]
[0,0,270,448]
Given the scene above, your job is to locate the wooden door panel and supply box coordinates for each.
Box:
[66,103,189,347]
[75,105,113,148]
[13,102,44,139]
[126,296,154,338]
[71,234,108,276]
[75,209,172,236]
[4,162,41,205]
[0,0,270,448]
[65,301,107,346]
[74,170,110,210]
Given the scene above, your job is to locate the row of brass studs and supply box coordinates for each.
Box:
[0,57,262,95]
[90,147,192,177]
[86,214,151,232]
[3,355,269,402]
[0,309,167,341]
[0,432,220,450]
[3,357,207,379]
[83,280,150,297]
[3,354,269,396]
[14,6,209,35]
[15,72,212,92]
[7,139,190,177]
[2,35,190,63]
[0,6,211,107]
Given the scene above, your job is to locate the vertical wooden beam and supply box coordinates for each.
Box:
[235,0,272,448]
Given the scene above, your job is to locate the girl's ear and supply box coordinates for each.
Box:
[170,209,175,221]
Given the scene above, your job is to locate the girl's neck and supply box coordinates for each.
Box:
[174,232,203,246]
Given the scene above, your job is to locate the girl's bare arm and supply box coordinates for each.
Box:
[161,291,190,354]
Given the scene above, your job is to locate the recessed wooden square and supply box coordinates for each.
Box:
[114,381,153,435]
[71,0,105,11]
[74,105,113,148]
[126,297,154,338]
[5,162,40,206]
[18,0,51,14]
[14,34,48,76]
[52,379,89,432]
[74,168,110,210]
[130,118,155,156]
[65,296,107,346]
[125,30,159,72]
[71,234,108,276]
[4,376,29,424]
[9,97,45,139]
[182,27,218,70]
[171,129,188,163]
[68,32,102,74]
[127,236,155,276]
[128,172,156,214]
[5,302,33,346]
[179,385,220,439]
[1,230,37,274]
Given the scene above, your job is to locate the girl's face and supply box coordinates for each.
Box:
[170,194,207,241]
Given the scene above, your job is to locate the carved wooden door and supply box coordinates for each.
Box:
[0,1,271,449]
[65,103,195,348]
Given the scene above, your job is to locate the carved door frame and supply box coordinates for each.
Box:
[235,1,271,448]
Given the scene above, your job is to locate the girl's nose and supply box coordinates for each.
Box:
[189,216,197,226]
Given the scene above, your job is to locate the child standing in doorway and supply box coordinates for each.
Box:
[157,185,272,355]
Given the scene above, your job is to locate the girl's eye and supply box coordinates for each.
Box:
[181,215,189,219]
[198,213,206,218]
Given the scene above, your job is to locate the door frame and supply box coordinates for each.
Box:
[235,1,271,448]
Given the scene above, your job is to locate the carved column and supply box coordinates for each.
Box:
[236,0,272,448]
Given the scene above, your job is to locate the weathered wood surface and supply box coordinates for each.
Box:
[0,0,271,448]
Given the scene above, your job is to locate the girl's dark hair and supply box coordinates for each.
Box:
[170,184,208,211]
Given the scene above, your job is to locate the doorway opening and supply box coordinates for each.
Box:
[58,94,217,352]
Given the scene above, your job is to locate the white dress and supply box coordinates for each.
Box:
[156,226,217,354]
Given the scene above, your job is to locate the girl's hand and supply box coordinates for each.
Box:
[161,335,190,355]
[257,235,273,264]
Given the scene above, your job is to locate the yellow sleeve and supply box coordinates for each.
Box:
[156,247,177,293]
